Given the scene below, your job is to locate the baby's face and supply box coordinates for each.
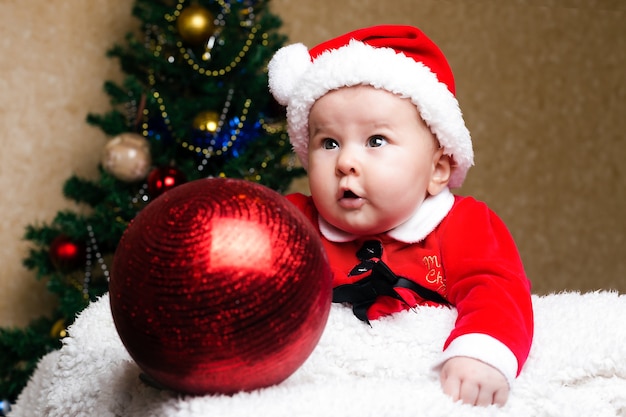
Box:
[307,85,446,236]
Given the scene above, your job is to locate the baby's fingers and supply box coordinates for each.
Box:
[492,386,509,407]
[441,375,482,406]
[440,368,509,406]
[440,373,462,402]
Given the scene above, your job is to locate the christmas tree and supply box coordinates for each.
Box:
[0,0,302,405]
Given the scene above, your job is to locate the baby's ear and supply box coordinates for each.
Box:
[428,150,452,196]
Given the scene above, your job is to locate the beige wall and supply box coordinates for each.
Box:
[0,0,135,326]
[1,0,624,327]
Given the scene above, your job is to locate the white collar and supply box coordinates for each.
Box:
[318,188,455,244]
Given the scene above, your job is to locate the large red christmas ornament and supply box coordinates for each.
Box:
[49,235,85,271]
[146,166,187,198]
[109,178,332,395]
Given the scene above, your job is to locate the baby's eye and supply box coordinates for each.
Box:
[367,135,387,148]
[322,138,339,149]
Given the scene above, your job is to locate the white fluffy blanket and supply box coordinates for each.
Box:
[11,291,626,417]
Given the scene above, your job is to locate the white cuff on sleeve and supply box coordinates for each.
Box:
[432,333,518,387]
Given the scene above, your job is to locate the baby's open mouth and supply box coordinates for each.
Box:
[338,189,365,209]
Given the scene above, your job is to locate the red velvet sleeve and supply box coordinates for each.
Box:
[439,197,534,374]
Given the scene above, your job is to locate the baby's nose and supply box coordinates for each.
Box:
[336,149,360,175]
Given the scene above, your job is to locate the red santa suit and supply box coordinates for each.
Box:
[286,188,534,386]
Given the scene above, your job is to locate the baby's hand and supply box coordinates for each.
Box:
[439,357,509,407]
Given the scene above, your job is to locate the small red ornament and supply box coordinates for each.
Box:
[146,166,187,199]
[109,178,332,395]
[49,235,85,271]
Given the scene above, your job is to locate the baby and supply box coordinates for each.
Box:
[268,25,533,407]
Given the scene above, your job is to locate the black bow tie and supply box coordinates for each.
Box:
[333,240,448,324]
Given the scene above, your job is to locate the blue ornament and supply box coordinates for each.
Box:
[0,399,12,416]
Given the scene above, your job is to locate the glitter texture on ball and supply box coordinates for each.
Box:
[109,178,332,395]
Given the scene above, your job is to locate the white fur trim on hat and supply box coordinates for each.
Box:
[268,39,474,188]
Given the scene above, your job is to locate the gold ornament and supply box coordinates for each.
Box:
[192,110,220,133]
[102,133,152,182]
[50,318,68,339]
[176,5,216,45]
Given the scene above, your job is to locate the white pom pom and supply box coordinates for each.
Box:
[268,43,311,106]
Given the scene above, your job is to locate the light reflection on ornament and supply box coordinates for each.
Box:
[192,110,220,133]
[210,218,273,271]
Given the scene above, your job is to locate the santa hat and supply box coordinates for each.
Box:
[268,25,473,188]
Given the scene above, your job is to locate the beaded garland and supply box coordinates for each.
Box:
[140,0,283,169]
